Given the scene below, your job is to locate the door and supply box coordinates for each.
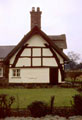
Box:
[50,67,58,85]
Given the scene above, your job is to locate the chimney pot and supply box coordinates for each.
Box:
[37,7,40,12]
[32,7,35,11]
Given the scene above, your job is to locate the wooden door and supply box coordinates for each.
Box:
[50,67,58,85]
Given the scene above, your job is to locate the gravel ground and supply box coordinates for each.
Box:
[1,115,82,120]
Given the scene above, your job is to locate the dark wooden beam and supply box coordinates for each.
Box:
[44,44,64,81]
[12,44,28,67]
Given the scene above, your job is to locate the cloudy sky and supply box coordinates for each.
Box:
[0,0,82,61]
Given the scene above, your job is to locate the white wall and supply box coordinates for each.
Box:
[21,48,31,56]
[54,50,64,64]
[43,58,57,66]
[9,34,64,83]
[33,58,41,66]
[9,68,49,83]
[58,69,62,83]
[27,35,48,47]
[43,48,53,56]
[9,34,64,67]
[33,48,41,56]
[16,58,31,67]
[9,68,62,83]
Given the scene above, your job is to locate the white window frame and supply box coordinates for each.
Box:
[12,69,20,77]
[0,67,3,77]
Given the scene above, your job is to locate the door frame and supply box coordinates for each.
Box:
[49,67,58,85]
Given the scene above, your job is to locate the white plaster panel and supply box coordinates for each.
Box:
[9,68,49,83]
[21,48,31,56]
[43,48,53,56]
[0,67,3,77]
[33,58,41,66]
[10,53,17,64]
[43,58,58,66]
[26,35,48,47]
[57,53,64,64]
[53,49,64,64]
[16,58,31,67]
[10,49,20,64]
[33,48,41,56]
[58,69,62,83]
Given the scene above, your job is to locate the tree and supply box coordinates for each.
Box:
[0,94,15,118]
[67,51,81,70]
[77,62,82,70]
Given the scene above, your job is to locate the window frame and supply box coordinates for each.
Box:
[12,69,20,77]
[0,67,3,77]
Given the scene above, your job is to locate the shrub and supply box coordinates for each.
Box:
[59,83,73,88]
[72,94,82,115]
[27,101,49,117]
[0,94,15,118]
[77,86,82,92]
[53,107,74,117]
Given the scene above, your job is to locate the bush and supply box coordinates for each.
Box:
[77,86,82,92]
[72,94,82,115]
[53,107,74,117]
[59,83,73,88]
[27,101,49,117]
[0,94,15,118]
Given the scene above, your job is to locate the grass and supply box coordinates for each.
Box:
[0,87,79,108]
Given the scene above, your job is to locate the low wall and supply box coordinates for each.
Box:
[65,70,82,79]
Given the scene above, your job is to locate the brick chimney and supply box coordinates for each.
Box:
[30,7,42,29]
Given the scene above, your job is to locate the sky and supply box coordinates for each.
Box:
[0,0,82,62]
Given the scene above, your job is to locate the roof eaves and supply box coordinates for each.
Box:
[4,26,69,62]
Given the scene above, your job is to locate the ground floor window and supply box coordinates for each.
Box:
[0,67,3,77]
[12,69,20,77]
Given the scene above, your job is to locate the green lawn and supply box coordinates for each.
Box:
[0,87,79,108]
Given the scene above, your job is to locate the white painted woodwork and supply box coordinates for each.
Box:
[43,58,58,66]
[10,53,17,64]
[33,58,41,66]
[54,50,64,64]
[16,58,31,67]
[21,48,31,56]
[26,35,48,47]
[9,68,49,83]
[0,67,3,77]
[33,48,41,56]
[58,69,62,83]
[10,49,20,64]
[43,48,53,56]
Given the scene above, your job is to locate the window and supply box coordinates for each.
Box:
[12,69,20,77]
[0,68,3,77]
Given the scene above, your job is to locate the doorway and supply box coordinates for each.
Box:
[50,67,58,85]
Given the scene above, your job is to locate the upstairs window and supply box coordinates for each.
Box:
[12,69,20,77]
[0,68,3,77]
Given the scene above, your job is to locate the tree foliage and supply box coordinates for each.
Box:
[0,94,15,118]
[66,51,82,70]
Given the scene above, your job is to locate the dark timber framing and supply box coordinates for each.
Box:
[3,26,69,84]
[12,44,28,67]
[31,48,33,67]
[4,26,69,63]
[45,43,64,81]
[41,48,43,66]
[11,46,59,68]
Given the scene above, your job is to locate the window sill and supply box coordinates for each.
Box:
[0,76,3,78]
[11,77,21,79]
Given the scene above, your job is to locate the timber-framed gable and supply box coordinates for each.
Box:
[0,7,69,85]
